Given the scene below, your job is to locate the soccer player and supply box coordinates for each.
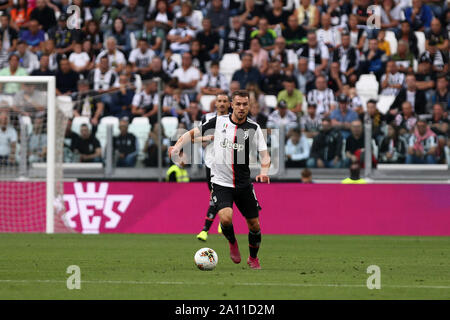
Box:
[197,94,230,241]
[170,90,270,269]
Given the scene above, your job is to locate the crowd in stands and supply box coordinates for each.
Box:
[0,0,449,169]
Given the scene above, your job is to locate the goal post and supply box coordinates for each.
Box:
[0,76,70,234]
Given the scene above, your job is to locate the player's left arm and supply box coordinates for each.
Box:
[255,126,271,184]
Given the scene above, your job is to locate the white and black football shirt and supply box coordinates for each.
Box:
[199,114,267,189]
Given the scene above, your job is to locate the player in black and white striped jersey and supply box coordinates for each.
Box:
[196,94,230,242]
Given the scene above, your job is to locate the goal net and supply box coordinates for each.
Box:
[0,76,70,233]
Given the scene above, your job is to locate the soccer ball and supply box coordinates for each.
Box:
[194,248,218,271]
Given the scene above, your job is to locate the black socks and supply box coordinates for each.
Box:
[248,230,261,258]
[220,223,236,244]
[202,205,218,232]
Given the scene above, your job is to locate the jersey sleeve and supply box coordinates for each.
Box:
[199,116,217,135]
[255,125,267,152]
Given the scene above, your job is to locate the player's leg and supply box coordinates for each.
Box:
[197,167,219,241]
[211,183,241,263]
[234,185,262,269]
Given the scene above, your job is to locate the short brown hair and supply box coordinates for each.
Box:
[301,169,312,178]
[232,89,249,101]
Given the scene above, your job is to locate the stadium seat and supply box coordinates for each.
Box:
[219,53,241,84]
[415,31,426,56]
[134,73,142,93]
[385,31,397,55]
[377,95,396,115]
[128,121,151,161]
[356,74,379,101]
[161,116,179,139]
[71,116,91,135]
[96,117,120,154]
[171,53,182,67]
[200,95,216,112]
[0,94,13,108]
[264,95,278,109]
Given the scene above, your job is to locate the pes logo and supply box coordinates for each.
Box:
[63,183,133,234]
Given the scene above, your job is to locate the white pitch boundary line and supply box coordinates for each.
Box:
[0,279,449,290]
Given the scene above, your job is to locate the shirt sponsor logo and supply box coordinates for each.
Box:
[220,138,244,152]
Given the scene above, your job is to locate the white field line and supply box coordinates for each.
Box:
[0,279,449,289]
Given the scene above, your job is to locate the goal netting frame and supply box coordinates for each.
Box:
[0,76,69,233]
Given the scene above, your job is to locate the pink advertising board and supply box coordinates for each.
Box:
[1,182,449,235]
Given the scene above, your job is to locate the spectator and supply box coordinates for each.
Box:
[332,32,359,83]
[72,79,104,128]
[105,17,132,57]
[144,122,170,167]
[28,116,46,163]
[196,18,220,61]
[56,58,80,96]
[406,119,438,164]
[173,52,201,92]
[69,42,92,76]
[326,0,348,30]
[145,56,170,84]
[10,0,31,31]
[83,20,104,56]
[307,75,336,117]
[176,1,202,32]
[300,168,313,183]
[190,39,209,74]
[344,120,365,167]
[95,37,127,74]
[166,155,190,182]
[149,0,174,33]
[327,61,346,94]
[404,0,434,31]
[250,17,277,51]
[392,40,415,74]
[330,94,359,139]
[72,124,102,163]
[365,99,385,140]
[294,0,320,30]
[162,48,179,75]
[277,76,303,114]
[307,117,342,168]
[0,54,28,95]
[379,124,408,164]
[231,52,262,89]
[12,83,46,119]
[415,53,437,102]
[248,100,268,129]
[162,82,190,117]
[246,37,269,75]
[206,0,229,38]
[19,19,45,54]
[135,14,164,55]
[114,118,138,167]
[296,31,329,76]
[48,13,78,56]
[109,74,134,119]
[239,0,263,29]
[396,20,419,58]
[425,18,449,73]
[0,111,17,166]
[300,103,321,138]
[430,75,450,112]
[29,0,57,32]
[224,16,251,54]
[262,59,286,96]
[286,128,310,167]
[88,55,119,110]
[377,30,391,56]
[345,14,366,52]
[380,61,405,96]
[429,104,449,136]
[15,41,39,74]
[395,101,418,136]
[179,101,203,130]
[316,13,341,49]
[167,17,195,55]
[0,15,18,54]
[389,74,427,117]
[359,38,388,80]
[131,80,159,125]
[265,0,291,31]
[267,100,298,130]
[380,0,404,31]
[294,57,315,94]
[246,82,266,114]
[268,37,296,75]
[282,14,307,51]
[31,54,55,76]
[128,38,156,80]
[119,0,145,33]
[345,86,364,114]
[199,61,229,96]
[93,0,120,33]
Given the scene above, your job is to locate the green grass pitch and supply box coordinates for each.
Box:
[0,234,449,299]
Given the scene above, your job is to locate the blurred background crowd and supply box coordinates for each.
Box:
[0,0,448,170]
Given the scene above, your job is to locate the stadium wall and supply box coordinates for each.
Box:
[1,182,449,235]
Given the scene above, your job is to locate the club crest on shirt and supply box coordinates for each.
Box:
[243,129,249,140]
